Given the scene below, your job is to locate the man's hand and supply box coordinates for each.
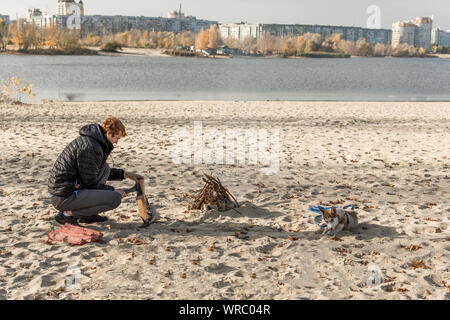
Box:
[115,189,127,198]
[124,171,144,182]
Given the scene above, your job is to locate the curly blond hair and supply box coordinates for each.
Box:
[101,117,127,137]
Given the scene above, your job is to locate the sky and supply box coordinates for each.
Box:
[1,0,450,30]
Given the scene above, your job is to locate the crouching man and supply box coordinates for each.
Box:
[48,117,143,226]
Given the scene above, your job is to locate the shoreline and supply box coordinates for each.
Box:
[27,98,450,104]
[2,46,449,58]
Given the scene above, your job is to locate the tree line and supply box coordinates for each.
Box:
[431,45,449,54]
[224,32,428,57]
[0,20,437,58]
[1,21,80,51]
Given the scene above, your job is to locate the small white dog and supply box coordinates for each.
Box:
[319,207,358,236]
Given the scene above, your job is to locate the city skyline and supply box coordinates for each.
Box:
[2,0,450,30]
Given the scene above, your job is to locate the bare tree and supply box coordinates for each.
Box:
[392,43,425,57]
[58,29,80,50]
[256,32,276,55]
[45,24,59,49]
[336,39,355,55]
[208,25,222,49]
[355,38,373,56]
[239,36,257,54]
[327,33,341,46]
[280,36,295,56]
[224,35,239,49]
[303,32,323,46]
[195,28,209,49]
[304,40,319,53]
[321,33,341,52]
[175,31,195,48]
[10,20,39,50]
[115,32,128,46]
[373,43,391,57]
[0,18,8,51]
[293,36,306,55]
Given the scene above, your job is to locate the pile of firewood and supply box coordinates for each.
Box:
[189,173,239,211]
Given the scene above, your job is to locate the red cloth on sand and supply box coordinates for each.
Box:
[48,223,103,245]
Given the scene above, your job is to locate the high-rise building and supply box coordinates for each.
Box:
[413,17,433,50]
[219,22,392,45]
[57,0,84,16]
[392,16,433,51]
[431,28,450,47]
[219,23,261,42]
[392,22,416,47]
[27,8,57,28]
[78,4,217,37]
[168,4,185,19]
[56,0,84,30]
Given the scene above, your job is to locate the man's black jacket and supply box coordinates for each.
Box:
[48,124,124,197]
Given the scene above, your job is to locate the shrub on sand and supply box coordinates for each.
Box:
[100,41,122,52]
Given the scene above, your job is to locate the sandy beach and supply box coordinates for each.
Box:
[92,47,169,57]
[0,100,448,300]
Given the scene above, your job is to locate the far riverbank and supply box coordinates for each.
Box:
[2,45,449,59]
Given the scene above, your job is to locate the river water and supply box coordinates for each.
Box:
[1,54,449,101]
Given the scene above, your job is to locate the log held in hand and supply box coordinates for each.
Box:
[137,178,152,227]
[125,178,153,227]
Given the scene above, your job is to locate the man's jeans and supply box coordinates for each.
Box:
[51,164,122,218]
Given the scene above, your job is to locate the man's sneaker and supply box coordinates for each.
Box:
[55,212,80,226]
[79,215,108,224]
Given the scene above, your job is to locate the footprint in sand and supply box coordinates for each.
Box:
[204,263,235,274]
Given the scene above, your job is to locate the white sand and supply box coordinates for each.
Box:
[88,47,169,57]
[0,100,448,300]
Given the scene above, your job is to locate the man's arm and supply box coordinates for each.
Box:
[107,169,143,183]
[108,168,125,181]
[123,171,144,182]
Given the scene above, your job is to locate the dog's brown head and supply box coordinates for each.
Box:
[322,208,337,221]
[320,207,342,225]
[320,207,336,219]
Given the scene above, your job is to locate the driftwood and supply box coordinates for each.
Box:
[189,173,239,211]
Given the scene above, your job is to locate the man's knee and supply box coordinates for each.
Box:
[112,191,122,209]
